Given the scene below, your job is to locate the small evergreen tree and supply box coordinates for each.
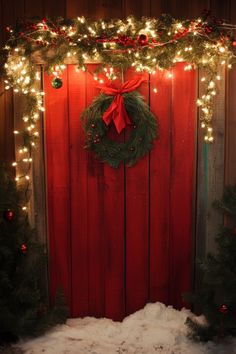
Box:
[0,165,68,344]
[187,185,236,341]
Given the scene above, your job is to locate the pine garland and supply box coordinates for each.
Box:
[82,91,158,167]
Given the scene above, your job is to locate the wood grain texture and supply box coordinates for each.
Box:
[125,69,149,315]
[66,0,88,17]
[67,65,89,316]
[103,133,125,320]
[169,63,196,308]
[205,67,225,254]
[225,3,236,185]
[194,70,208,293]
[149,70,171,304]
[44,0,66,18]
[195,67,225,301]
[44,69,72,308]
[25,0,43,18]
[190,0,210,18]
[157,0,191,18]
[85,64,106,317]
[88,0,122,19]
[43,65,196,318]
[210,0,230,20]
[123,0,150,17]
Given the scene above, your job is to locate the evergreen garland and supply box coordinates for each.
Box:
[186,185,236,341]
[0,165,68,344]
[82,91,158,167]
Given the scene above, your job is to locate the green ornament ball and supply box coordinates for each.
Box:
[52,77,63,89]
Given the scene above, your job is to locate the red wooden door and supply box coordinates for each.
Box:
[44,63,196,320]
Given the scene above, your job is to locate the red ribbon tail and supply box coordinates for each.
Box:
[100,77,145,133]
[103,105,116,127]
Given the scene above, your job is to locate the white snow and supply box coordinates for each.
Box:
[18,302,236,354]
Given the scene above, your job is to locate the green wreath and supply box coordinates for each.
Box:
[81,91,158,168]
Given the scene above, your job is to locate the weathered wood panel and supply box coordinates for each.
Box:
[124,0,150,17]
[44,0,66,18]
[44,69,72,306]
[125,70,150,315]
[149,70,171,304]
[67,65,89,316]
[226,3,236,185]
[66,0,88,17]
[169,64,196,307]
[25,0,43,18]
[195,67,225,298]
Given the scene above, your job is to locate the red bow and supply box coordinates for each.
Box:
[97,76,146,133]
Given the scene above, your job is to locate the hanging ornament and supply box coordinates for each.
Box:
[52,77,63,89]
[233,227,236,235]
[137,34,148,46]
[21,243,28,254]
[233,40,236,47]
[219,304,229,315]
[3,209,14,221]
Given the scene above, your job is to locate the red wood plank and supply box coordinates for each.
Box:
[125,69,150,315]
[149,70,172,304]
[44,69,71,308]
[66,0,88,17]
[44,0,66,18]
[123,0,150,17]
[103,144,125,320]
[88,0,122,19]
[67,65,89,317]
[101,75,126,320]
[86,64,105,317]
[24,0,43,18]
[169,63,196,308]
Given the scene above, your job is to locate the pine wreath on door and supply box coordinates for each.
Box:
[44,63,196,321]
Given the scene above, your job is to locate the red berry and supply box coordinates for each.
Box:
[21,244,27,254]
[219,304,228,315]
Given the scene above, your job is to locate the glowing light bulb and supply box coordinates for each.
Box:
[219,47,225,53]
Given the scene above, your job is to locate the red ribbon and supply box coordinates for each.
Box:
[97,76,146,134]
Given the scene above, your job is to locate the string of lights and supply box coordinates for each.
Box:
[2,13,236,208]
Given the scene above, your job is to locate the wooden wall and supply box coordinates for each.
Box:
[0,0,235,308]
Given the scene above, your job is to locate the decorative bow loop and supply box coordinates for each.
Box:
[97,76,146,133]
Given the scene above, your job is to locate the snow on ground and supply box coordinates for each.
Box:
[18,302,236,354]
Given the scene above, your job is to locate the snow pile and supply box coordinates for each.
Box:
[18,302,236,354]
